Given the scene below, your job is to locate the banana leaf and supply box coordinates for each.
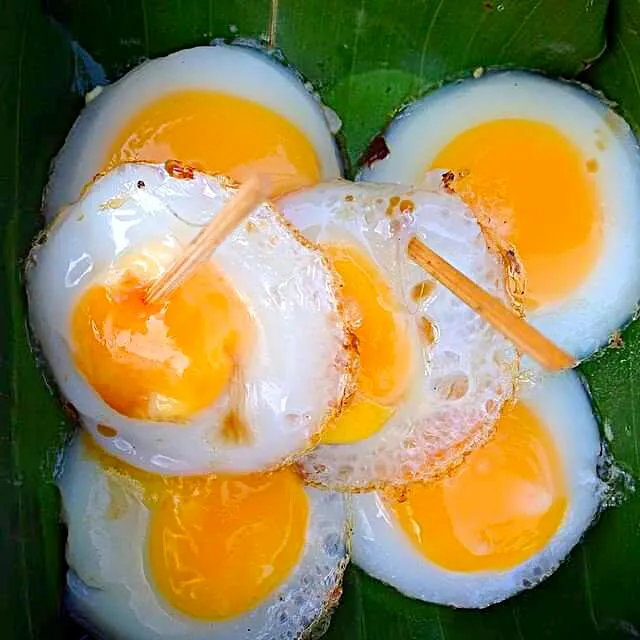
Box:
[2,0,639,638]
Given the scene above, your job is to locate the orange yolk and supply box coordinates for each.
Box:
[320,245,411,444]
[85,437,308,620]
[148,469,308,620]
[431,118,602,310]
[385,402,568,571]
[71,253,252,422]
[104,90,321,198]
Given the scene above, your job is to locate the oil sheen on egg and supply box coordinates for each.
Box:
[27,163,355,475]
[59,435,349,640]
[360,71,640,360]
[351,371,603,608]
[44,43,342,219]
[280,180,518,491]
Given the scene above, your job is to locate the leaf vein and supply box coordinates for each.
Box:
[581,545,599,633]
[512,606,525,640]
[141,0,149,57]
[418,0,446,78]
[498,0,544,60]
[628,340,640,469]
[464,11,489,65]
[345,0,367,116]
[435,608,447,640]
[617,34,640,110]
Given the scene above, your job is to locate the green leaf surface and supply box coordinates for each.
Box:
[4,0,640,638]
[0,2,82,638]
[584,0,640,132]
[46,0,609,166]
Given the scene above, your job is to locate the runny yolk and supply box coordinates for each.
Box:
[320,245,412,444]
[84,437,308,620]
[71,252,253,422]
[384,402,568,571]
[431,118,602,310]
[103,89,321,198]
[148,468,308,620]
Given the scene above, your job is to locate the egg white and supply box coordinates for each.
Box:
[44,43,342,220]
[27,163,354,475]
[280,180,517,491]
[59,435,350,640]
[351,370,603,608]
[360,71,640,360]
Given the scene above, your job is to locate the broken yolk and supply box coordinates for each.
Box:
[384,402,568,571]
[320,245,411,445]
[431,118,602,310]
[103,90,321,198]
[71,252,253,422]
[85,437,308,620]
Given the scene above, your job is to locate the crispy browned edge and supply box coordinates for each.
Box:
[34,161,360,480]
[295,182,524,494]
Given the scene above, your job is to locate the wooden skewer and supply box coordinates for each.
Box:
[145,175,269,305]
[407,236,575,371]
[144,172,571,370]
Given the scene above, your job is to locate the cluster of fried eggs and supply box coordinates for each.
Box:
[27,43,640,639]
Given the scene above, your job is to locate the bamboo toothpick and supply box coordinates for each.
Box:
[407,236,575,371]
[145,175,269,305]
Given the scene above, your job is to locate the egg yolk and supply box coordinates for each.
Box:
[71,253,253,422]
[431,118,602,310]
[148,468,308,620]
[85,437,308,620]
[104,90,321,198]
[320,245,411,444]
[385,402,568,571]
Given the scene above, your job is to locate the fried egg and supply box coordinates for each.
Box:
[27,163,355,475]
[280,180,517,490]
[44,43,341,219]
[59,435,349,639]
[360,71,640,360]
[352,370,603,608]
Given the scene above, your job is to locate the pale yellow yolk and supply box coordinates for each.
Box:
[385,402,568,572]
[104,90,321,198]
[431,118,602,309]
[85,437,308,621]
[321,245,411,444]
[71,254,253,422]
